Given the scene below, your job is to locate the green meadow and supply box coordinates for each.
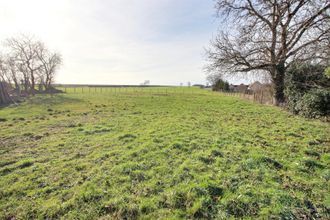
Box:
[0,87,329,219]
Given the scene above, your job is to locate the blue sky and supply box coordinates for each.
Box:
[0,0,229,85]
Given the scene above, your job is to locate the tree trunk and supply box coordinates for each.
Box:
[23,77,29,94]
[0,82,11,105]
[12,78,21,96]
[272,63,286,106]
[45,75,50,91]
[30,72,35,95]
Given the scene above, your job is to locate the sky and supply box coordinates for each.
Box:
[0,0,230,85]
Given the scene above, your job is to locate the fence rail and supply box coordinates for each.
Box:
[218,90,274,105]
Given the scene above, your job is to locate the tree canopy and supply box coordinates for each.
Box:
[207,0,330,105]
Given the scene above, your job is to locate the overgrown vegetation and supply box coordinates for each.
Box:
[285,63,330,119]
[0,88,329,219]
[212,78,230,91]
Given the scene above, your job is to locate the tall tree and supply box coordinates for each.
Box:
[206,0,330,105]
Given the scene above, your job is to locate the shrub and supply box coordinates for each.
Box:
[296,89,330,118]
[285,63,330,118]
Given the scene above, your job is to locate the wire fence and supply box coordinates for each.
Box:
[55,86,275,105]
[55,86,207,96]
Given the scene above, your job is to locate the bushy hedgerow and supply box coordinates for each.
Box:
[296,89,330,118]
[284,63,330,119]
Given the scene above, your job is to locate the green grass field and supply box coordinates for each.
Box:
[0,87,329,219]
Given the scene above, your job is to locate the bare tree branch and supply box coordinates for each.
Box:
[206,0,330,105]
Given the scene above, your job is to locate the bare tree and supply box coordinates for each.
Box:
[206,73,223,86]
[4,35,62,95]
[206,0,330,105]
[36,42,62,91]
[5,35,42,94]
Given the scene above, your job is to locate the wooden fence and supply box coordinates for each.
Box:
[218,89,274,105]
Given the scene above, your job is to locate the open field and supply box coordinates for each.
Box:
[0,87,329,219]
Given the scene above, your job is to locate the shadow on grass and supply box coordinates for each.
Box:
[27,94,82,105]
[0,94,82,110]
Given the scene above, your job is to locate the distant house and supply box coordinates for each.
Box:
[248,81,273,93]
[230,83,249,93]
[248,81,263,92]
[237,84,249,93]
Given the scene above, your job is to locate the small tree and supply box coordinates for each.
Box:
[213,78,230,91]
